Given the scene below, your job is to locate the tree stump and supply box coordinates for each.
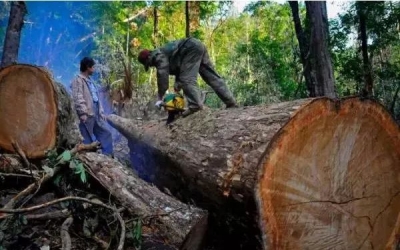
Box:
[0,64,81,158]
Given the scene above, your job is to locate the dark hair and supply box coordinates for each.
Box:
[80,57,95,72]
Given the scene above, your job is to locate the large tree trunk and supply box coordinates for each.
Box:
[0,64,81,158]
[107,97,400,249]
[78,152,208,250]
[305,1,336,98]
[1,1,27,68]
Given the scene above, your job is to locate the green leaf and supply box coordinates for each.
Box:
[42,166,54,177]
[69,160,77,169]
[53,174,62,186]
[80,169,87,183]
[60,201,69,209]
[21,216,28,225]
[58,150,72,162]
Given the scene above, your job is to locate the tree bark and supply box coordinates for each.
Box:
[1,1,27,68]
[107,97,400,249]
[185,1,190,38]
[152,5,159,47]
[78,152,208,250]
[0,64,81,158]
[288,1,316,97]
[305,1,336,98]
[357,2,374,96]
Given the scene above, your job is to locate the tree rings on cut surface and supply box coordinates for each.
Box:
[256,97,400,249]
[0,64,57,158]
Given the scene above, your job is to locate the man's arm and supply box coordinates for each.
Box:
[155,53,170,100]
[71,77,88,117]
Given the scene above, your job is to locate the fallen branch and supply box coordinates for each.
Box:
[0,173,32,178]
[2,142,100,209]
[90,235,108,250]
[0,209,71,220]
[11,141,33,178]
[0,196,125,250]
[61,217,73,250]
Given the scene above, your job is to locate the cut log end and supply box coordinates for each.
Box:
[0,65,57,158]
[256,97,400,249]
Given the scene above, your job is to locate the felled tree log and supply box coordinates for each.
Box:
[107,97,400,249]
[0,64,81,158]
[78,152,208,250]
[256,97,400,249]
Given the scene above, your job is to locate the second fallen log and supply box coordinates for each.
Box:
[78,152,208,250]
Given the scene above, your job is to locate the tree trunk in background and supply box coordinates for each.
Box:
[357,2,374,96]
[1,1,26,68]
[189,1,200,35]
[289,1,316,97]
[152,5,159,47]
[305,1,336,98]
[185,1,190,38]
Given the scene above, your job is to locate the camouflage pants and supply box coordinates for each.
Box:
[174,38,236,110]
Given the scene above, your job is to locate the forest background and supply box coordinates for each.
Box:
[1,1,399,120]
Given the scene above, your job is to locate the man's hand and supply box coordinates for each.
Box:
[80,114,88,123]
[155,100,163,109]
[100,114,107,121]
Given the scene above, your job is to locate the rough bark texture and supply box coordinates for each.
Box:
[256,97,400,249]
[108,97,400,249]
[107,98,311,249]
[1,1,26,67]
[305,1,336,98]
[0,64,81,158]
[185,1,190,38]
[78,152,208,250]
[289,1,315,96]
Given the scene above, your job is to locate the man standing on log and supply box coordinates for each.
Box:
[137,37,238,117]
[71,57,114,156]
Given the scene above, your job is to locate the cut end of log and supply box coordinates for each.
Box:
[256,97,400,249]
[0,64,57,158]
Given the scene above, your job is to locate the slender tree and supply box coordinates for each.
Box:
[1,1,27,67]
[356,2,374,96]
[185,1,190,37]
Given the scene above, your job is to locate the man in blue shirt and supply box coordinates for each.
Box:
[71,57,113,156]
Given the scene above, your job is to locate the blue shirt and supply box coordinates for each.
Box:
[85,76,99,103]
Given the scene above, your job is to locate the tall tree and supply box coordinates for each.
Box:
[153,5,159,47]
[356,2,374,96]
[305,1,336,98]
[289,1,335,98]
[185,1,190,37]
[1,1,27,67]
[288,1,316,97]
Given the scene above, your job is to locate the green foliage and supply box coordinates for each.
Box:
[329,1,400,118]
[46,149,87,184]
[70,159,87,183]
[126,218,142,249]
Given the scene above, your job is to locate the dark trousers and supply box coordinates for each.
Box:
[78,102,113,155]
